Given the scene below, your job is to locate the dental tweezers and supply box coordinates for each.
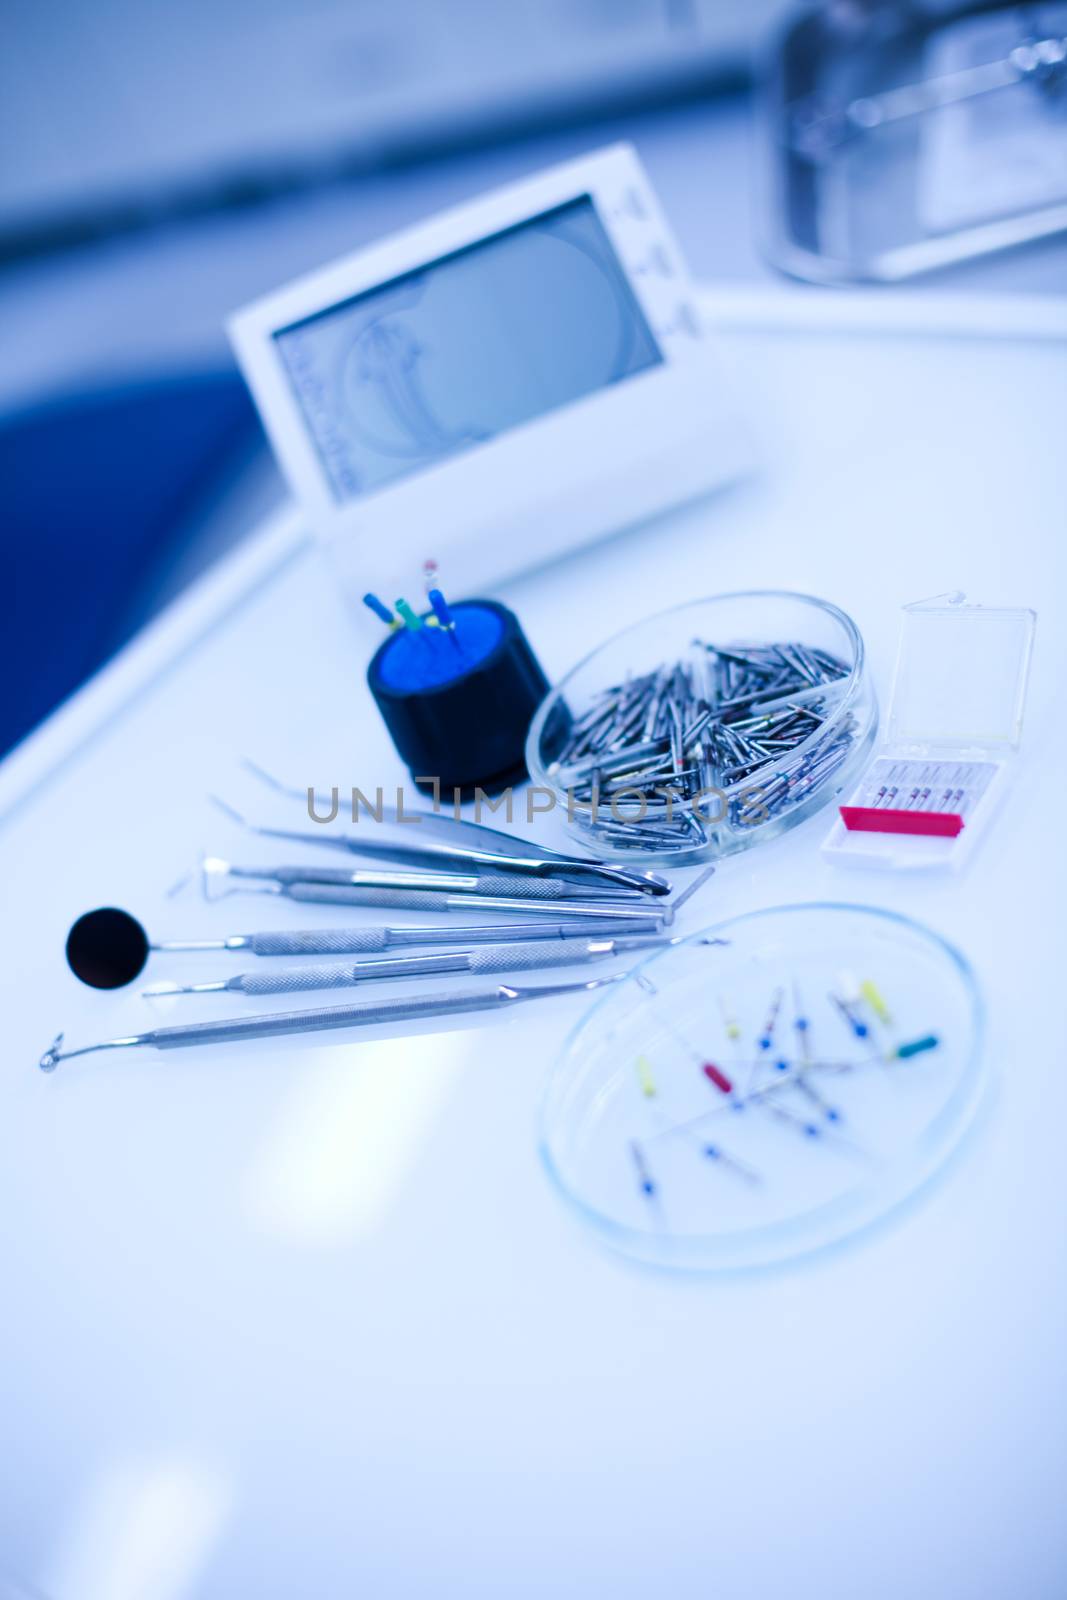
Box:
[211,800,668,897]
[234,766,669,896]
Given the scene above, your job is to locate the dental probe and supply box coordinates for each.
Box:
[39,973,630,1071]
[145,934,678,997]
[64,869,712,988]
[64,908,679,990]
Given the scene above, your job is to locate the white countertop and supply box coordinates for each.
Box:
[1,290,1065,1600]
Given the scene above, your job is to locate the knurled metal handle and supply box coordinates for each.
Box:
[468,875,570,900]
[285,884,457,909]
[249,928,389,955]
[233,966,357,995]
[469,942,595,974]
[153,986,508,1047]
[278,874,572,900]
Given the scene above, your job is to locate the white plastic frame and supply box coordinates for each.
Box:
[822,598,1036,874]
[228,143,749,599]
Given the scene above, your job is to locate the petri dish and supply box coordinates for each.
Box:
[526,591,877,865]
[541,903,984,1272]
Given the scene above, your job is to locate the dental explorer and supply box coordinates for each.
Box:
[39,973,631,1071]
[146,933,678,997]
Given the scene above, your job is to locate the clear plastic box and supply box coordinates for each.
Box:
[822,593,1035,871]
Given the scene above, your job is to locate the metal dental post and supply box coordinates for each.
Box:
[38,973,631,1071]
[548,640,855,853]
[146,934,677,997]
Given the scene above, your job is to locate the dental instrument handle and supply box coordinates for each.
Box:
[280,882,665,921]
[39,974,626,1068]
[243,918,657,955]
[248,927,390,955]
[160,987,515,1041]
[249,865,583,899]
[228,957,469,993]
[197,939,648,996]
[247,822,667,896]
[469,941,619,975]
[163,976,616,1039]
[335,838,665,895]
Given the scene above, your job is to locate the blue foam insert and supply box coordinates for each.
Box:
[377,604,503,692]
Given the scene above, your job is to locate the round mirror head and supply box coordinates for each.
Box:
[66,907,149,989]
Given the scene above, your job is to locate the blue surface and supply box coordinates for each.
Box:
[0,372,262,757]
[375,602,504,691]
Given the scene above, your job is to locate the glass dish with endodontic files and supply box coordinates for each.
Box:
[540,903,985,1272]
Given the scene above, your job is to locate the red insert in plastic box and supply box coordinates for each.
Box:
[839,806,964,838]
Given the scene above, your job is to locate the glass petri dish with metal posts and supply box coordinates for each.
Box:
[540,904,985,1273]
[526,591,877,865]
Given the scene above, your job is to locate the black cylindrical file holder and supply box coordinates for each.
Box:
[368,599,549,795]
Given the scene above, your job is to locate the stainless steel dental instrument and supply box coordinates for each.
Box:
[210,795,670,897]
[244,758,661,868]
[63,907,681,990]
[202,857,631,902]
[146,934,677,997]
[243,759,576,856]
[165,920,670,953]
[39,973,630,1071]
[200,859,667,920]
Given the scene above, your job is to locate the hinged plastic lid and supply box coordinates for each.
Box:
[887,593,1036,751]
